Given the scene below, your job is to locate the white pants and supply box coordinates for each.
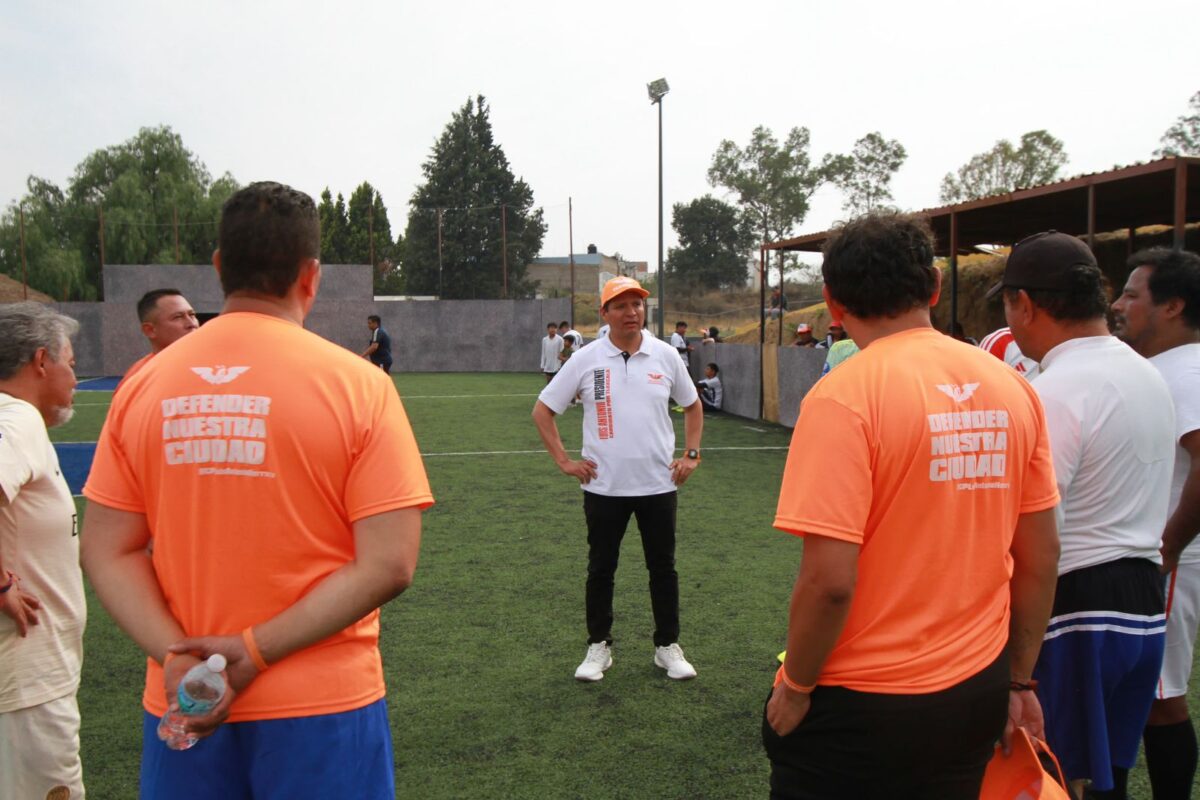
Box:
[1158,561,1200,699]
[0,693,85,800]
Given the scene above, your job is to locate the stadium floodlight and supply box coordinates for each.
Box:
[647,78,669,104]
[648,77,669,338]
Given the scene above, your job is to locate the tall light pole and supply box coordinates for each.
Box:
[647,77,669,339]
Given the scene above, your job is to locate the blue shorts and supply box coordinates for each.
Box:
[1034,558,1165,792]
[140,698,394,800]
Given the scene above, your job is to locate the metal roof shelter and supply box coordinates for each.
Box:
[759,156,1199,331]
[747,156,1198,418]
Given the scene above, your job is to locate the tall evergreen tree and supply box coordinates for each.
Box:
[403,96,545,298]
[317,189,350,265]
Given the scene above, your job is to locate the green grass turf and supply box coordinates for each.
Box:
[59,373,1195,798]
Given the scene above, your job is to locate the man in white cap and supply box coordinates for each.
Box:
[533,276,704,682]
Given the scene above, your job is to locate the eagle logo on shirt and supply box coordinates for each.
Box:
[935,383,980,403]
[647,372,666,385]
[191,366,251,385]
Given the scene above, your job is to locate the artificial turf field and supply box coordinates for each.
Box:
[58,372,1196,799]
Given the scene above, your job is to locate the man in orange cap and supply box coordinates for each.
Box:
[533,276,704,683]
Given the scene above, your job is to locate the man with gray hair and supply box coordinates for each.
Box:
[0,302,85,800]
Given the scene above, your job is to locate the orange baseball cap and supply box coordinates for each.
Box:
[600,276,650,307]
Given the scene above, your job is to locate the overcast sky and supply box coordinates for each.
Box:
[3,0,1196,270]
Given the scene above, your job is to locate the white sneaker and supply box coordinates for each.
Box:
[654,643,697,680]
[575,642,612,682]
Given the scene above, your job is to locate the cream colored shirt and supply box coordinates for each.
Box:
[0,395,84,713]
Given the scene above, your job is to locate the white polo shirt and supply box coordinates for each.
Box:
[1034,336,1175,575]
[0,395,84,713]
[539,332,698,497]
[1150,343,1200,565]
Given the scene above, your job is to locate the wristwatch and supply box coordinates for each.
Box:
[685,449,700,461]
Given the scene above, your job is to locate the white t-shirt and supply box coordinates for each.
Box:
[669,331,689,365]
[698,376,723,409]
[540,334,564,373]
[1150,343,1200,565]
[980,327,1040,381]
[1034,336,1175,575]
[0,395,84,713]
[539,333,698,497]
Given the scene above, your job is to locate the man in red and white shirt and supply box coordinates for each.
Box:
[980,326,1040,381]
[533,276,703,683]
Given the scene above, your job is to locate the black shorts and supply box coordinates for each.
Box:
[762,651,1008,800]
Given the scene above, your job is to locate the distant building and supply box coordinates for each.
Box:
[526,244,648,296]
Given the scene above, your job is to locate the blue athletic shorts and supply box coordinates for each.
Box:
[140,698,394,800]
[1034,558,1165,792]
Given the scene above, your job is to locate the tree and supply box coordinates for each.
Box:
[707,125,834,247]
[403,96,545,298]
[939,130,1068,204]
[666,196,751,290]
[317,189,350,264]
[827,132,907,216]
[1155,90,1200,158]
[0,125,237,299]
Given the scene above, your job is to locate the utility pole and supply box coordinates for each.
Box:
[18,207,28,299]
[437,208,444,298]
[501,204,508,298]
[568,197,575,328]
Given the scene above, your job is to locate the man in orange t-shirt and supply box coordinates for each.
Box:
[762,213,1061,799]
[82,182,433,800]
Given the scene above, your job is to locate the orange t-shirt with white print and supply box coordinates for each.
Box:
[774,327,1058,694]
[84,312,434,721]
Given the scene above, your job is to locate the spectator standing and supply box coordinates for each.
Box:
[533,276,703,683]
[81,182,433,799]
[559,321,583,349]
[998,230,1175,798]
[540,322,563,383]
[670,321,693,367]
[765,214,1060,799]
[361,314,393,374]
[1111,247,1200,800]
[0,303,85,800]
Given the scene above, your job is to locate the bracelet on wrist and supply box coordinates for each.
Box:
[1009,679,1038,692]
[242,627,270,673]
[780,670,817,695]
[0,571,16,594]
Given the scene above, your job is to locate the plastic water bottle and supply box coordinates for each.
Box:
[157,654,227,751]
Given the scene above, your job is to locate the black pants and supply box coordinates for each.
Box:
[583,491,679,647]
[762,651,1008,800]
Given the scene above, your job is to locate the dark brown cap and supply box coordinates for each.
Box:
[985,231,1098,300]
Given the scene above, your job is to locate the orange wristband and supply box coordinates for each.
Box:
[780,670,817,695]
[242,627,269,673]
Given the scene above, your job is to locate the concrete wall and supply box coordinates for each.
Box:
[686,341,763,421]
[776,346,827,427]
[56,263,569,376]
